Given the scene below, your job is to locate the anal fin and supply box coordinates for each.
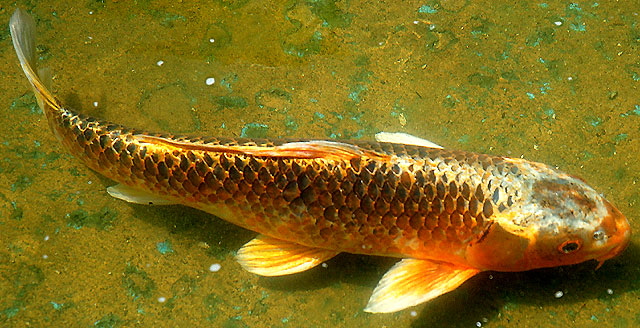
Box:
[236,235,339,276]
[364,258,480,313]
[107,184,177,205]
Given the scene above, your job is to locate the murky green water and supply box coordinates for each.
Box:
[1,1,639,327]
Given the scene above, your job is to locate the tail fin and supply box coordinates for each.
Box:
[10,8,59,111]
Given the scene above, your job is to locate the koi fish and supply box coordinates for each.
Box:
[10,8,630,313]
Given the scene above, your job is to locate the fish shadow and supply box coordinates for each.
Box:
[252,239,640,327]
[258,253,396,292]
[124,202,255,259]
[118,200,640,327]
[408,242,640,327]
[126,199,395,291]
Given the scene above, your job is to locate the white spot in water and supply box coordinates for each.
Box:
[607,288,613,295]
[567,76,573,81]
[410,311,417,317]
[93,101,99,107]
[87,180,92,185]
[488,274,493,279]
[554,291,564,298]
[209,263,222,272]
[157,60,164,66]
[476,322,482,327]
[44,235,50,241]
[209,38,215,43]
[205,77,216,85]
[429,24,436,30]
[321,263,328,268]
[89,11,93,15]
[157,297,166,303]
[554,21,562,26]
[42,254,48,259]
[413,20,419,24]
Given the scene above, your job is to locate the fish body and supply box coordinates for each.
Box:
[10,8,631,313]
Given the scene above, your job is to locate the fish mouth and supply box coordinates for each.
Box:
[595,213,631,269]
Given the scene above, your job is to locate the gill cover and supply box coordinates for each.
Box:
[465,219,532,272]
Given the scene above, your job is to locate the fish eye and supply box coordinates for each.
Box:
[558,240,582,254]
[593,230,606,241]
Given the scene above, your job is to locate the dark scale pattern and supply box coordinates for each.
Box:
[47,105,522,258]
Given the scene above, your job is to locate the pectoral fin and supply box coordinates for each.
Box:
[375,132,443,149]
[236,235,339,276]
[364,259,479,313]
[107,184,177,205]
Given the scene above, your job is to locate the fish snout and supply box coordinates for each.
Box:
[596,204,631,268]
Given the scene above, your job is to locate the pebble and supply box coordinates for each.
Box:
[205,77,216,85]
[209,263,222,272]
[156,60,164,66]
[398,113,407,126]
[410,311,417,317]
[607,288,613,295]
[554,291,564,298]
[158,297,166,303]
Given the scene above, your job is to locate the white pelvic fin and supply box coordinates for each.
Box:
[364,258,479,313]
[107,184,177,205]
[236,235,339,276]
[375,132,443,149]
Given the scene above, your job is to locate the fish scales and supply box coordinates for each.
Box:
[10,8,630,313]
[53,104,509,262]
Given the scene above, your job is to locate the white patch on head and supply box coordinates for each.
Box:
[501,158,608,240]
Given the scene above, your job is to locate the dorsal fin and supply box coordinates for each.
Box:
[136,136,390,161]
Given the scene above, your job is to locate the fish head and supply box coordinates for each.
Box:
[466,173,631,272]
